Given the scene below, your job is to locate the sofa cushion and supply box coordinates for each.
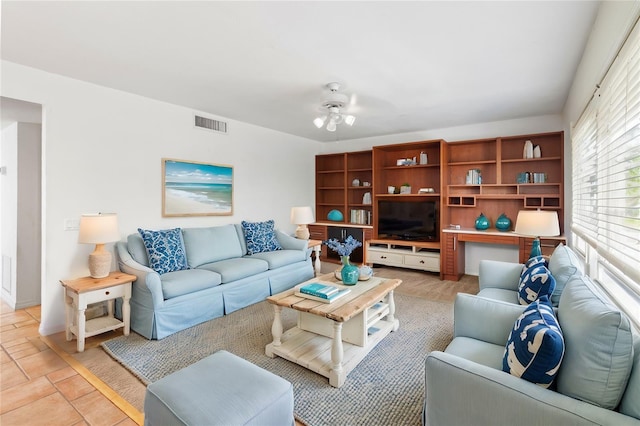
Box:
[198,257,269,283]
[160,269,222,299]
[445,336,505,371]
[127,234,149,267]
[246,249,307,269]
[138,228,189,275]
[182,225,243,268]
[518,265,556,305]
[556,275,634,409]
[548,244,583,306]
[241,220,282,255]
[503,297,564,388]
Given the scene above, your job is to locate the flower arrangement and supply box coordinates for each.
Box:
[323,235,362,257]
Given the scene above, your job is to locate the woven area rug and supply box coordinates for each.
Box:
[102,293,453,426]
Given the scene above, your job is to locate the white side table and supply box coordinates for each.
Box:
[60,272,135,352]
[308,239,322,274]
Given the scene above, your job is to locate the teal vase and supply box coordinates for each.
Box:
[340,256,359,286]
[529,238,542,258]
[475,213,490,230]
[495,213,511,232]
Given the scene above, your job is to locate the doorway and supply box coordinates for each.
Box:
[1,96,43,309]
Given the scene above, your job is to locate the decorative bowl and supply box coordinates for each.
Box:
[359,265,373,280]
[327,209,344,221]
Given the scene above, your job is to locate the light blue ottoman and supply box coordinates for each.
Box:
[144,350,294,426]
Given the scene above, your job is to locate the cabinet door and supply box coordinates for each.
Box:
[327,226,365,263]
[442,233,464,281]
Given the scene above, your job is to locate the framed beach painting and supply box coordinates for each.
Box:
[162,158,233,217]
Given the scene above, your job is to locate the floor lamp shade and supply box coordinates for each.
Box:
[290,206,315,240]
[78,213,120,278]
[514,210,560,258]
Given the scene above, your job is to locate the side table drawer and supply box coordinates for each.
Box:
[80,284,128,305]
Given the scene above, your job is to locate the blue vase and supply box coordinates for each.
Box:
[495,213,511,232]
[475,213,490,230]
[340,256,359,286]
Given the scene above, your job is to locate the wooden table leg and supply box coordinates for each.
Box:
[122,292,131,336]
[313,245,321,274]
[76,306,86,352]
[387,290,399,332]
[265,305,283,358]
[63,290,73,341]
[329,321,345,387]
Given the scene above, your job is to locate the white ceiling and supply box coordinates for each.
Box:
[1,1,600,142]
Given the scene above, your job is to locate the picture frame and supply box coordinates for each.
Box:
[162,158,233,217]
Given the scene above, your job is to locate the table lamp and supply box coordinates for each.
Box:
[514,210,560,258]
[290,206,315,240]
[78,213,120,278]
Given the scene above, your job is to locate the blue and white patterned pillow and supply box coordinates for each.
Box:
[503,296,565,388]
[138,228,189,275]
[522,255,548,274]
[241,220,282,255]
[518,265,556,305]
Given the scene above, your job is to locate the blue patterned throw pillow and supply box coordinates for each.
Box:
[138,228,189,275]
[241,220,282,255]
[503,296,565,388]
[522,255,548,274]
[518,265,556,305]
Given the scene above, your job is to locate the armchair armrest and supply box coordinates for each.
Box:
[116,241,165,307]
[424,351,639,426]
[275,230,308,251]
[454,293,524,346]
[479,259,523,291]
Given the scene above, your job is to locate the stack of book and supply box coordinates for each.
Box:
[295,282,351,303]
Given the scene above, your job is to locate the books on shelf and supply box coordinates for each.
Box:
[295,281,351,303]
[350,209,371,225]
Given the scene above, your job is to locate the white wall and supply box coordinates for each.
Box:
[16,123,42,308]
[1,123,18,304]
[319,114,564,154]
[1,61,320,335]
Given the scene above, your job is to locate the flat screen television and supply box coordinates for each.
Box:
[377,200,438,242]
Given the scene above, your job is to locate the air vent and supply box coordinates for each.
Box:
[194,115,227,134]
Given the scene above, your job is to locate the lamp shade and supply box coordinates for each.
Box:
[514,210,560,237]
[290,206,314,225]
[78,213,120,244]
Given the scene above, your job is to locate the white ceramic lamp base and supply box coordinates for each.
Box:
[88,244,112,278]
[295,225,310,240]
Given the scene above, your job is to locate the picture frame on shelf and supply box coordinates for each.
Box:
[162,158,233,217]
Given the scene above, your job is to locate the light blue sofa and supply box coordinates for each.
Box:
[116,224,314,339]
[423,246,640,425]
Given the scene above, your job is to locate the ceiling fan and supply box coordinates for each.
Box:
[313,82,356,132]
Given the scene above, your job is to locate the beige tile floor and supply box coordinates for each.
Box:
[0,301,141,426]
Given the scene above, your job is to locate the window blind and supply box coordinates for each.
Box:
[572,17,640,286]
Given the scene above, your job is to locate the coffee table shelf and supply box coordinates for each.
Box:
[266,274,401,387]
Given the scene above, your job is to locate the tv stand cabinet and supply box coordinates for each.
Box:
[365,239,440,273]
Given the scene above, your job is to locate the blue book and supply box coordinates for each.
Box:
[295,288,351,304]
[299,283,339,298]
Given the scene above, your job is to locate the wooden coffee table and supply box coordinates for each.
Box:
[265,273,401,387]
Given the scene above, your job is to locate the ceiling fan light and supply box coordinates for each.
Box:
[344,115,356,126]
[313,116,326,128]
[326,121,337,132]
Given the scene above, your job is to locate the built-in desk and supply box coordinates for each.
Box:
[441,228,566,281]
